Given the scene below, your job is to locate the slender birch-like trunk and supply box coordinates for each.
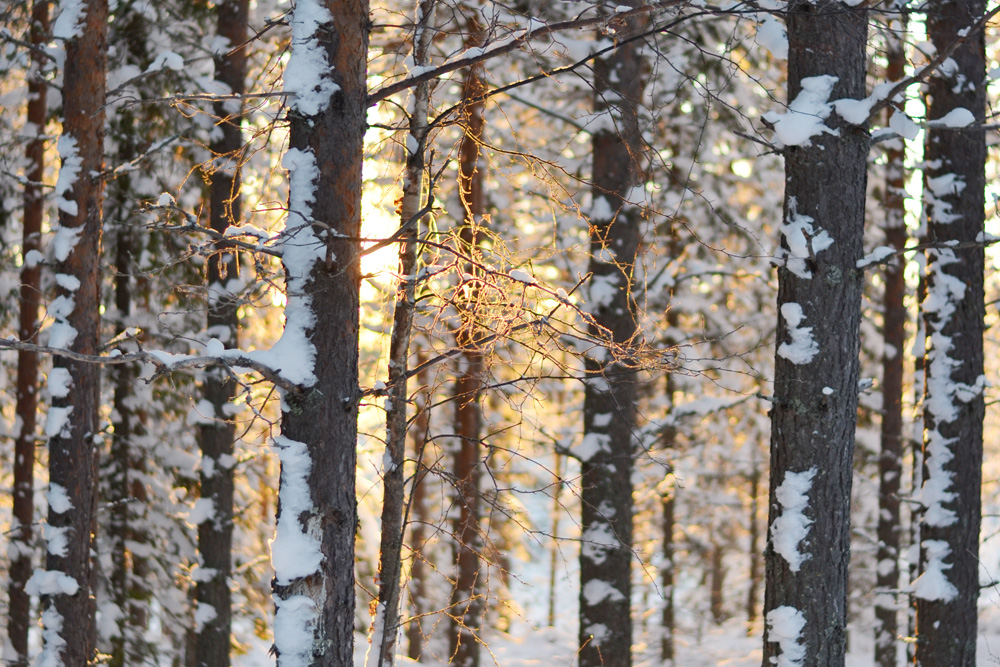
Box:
[369,3,436,665]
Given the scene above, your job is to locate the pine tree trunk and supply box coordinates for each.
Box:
[270,1,368,665]
[578,5,647,666]
[8,3,48,664]
[450,20,487,665]
[761,3,868,666]
[40,0,108,663]
[874,14,907,667]
[195,2,248,665]
[914,2,986,664]
[109,216,152,667]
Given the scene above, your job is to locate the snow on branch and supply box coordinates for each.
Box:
[0,337,306,394]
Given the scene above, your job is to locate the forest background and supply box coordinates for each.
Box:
[1,0,1000,666]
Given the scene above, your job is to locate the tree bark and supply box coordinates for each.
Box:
[450,18,487,667]
[874,13,907,667]
[578,5,648,667]
[406,355,433,662]
[39,0,108,664]
[914,1,986,664]
[761,3,868,666]
[270,1,368,665]
[8,3,48,664]
[368,4,436,665]
[108,216,152,667]
[195,2,248,665]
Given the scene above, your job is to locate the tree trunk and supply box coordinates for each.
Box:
[37,0,108,664]
[578,5,647,667]
[450,19,487,666]
[914,2,986,664]
[761,3,867,666]
[108,218,152,667]
[369,4,436,665]
[8,3,48,664]
[874,13,907,667]
[746,466,761,631]
[195,2,249,665]
[406,355,433,662]
[270,1,368,665]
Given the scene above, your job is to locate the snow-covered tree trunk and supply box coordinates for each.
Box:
[760,2,868,666]
[270,1,368,665]
[913,1,986,664]
[108,218,152,667]
[35,0,108,664]
[578,4,648,666]
[450,17,487,667]
[195,2,249,664]
[8,3,48,664]
[874,13,908,667]
[369,3,435,666]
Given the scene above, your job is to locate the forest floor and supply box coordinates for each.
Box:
[225,606,1000,666]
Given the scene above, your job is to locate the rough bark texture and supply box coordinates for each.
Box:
[914,1,986,664]
[450,21,487,666]
[8,3,48,664]
[272,1,368,665]
[761,3,867,666]
[108,216,152,667]
[370,5,435,665]
[578,5,647,666]
[195,2,248,665]
[874,14,907,667]
[44,0,108,663]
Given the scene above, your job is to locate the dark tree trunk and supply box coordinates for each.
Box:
[109,218,152,667]
[270,1,368,665]
[195,2,248,665]
[660,367,677,664]
[914,1,986,664]
[8,3,48,664]
[450,21,487,666]
[761,3,868,666]
[746,466,761,631]
[578,5,647,667]
[874,13,908,667]
[8,0,46,574]
[40,0,108,664]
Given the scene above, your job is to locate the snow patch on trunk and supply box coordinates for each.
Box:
[770,467,817,572]
[766,605,807,667]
